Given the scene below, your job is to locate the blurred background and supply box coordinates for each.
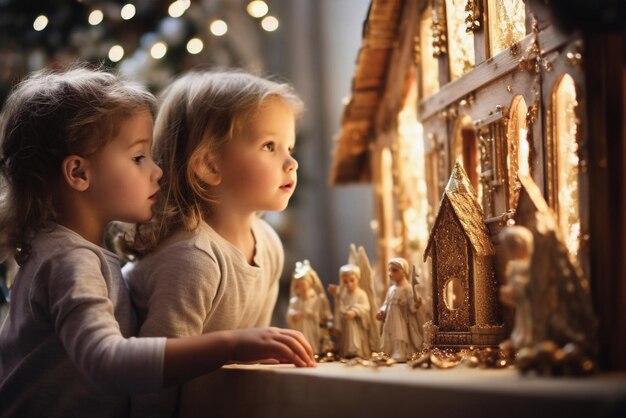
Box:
[0,0,378,326]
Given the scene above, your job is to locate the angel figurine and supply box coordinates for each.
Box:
[286,260,333,354]
[328,244,379,359]
[376,258,424,362]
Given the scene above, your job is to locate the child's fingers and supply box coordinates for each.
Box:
[273,334,315,367]
[278,329,315,359]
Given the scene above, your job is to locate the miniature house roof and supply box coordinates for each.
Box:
[329,0,405,184]
[424,162,495,261]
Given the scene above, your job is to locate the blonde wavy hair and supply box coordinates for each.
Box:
[0,65,156,264]
[120,70,303,259]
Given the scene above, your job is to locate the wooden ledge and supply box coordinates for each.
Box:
[179,363,626,418]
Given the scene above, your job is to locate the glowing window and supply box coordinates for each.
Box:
[506,96,530,209]
[445,0,475,80]
[420,5,439,98]
[487,0,526,56]
[553,74,580,255]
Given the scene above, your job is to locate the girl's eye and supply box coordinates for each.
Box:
[262,142,275,152]
[132,155,146,164]
[288,146,296,155]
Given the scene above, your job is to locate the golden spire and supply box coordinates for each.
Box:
[445,160,478,197]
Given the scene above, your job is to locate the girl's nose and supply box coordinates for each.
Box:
[151,159,163,182]
[285,154,298,172]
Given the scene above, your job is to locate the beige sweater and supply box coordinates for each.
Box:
[124,217,283,417]
[0,225,165,418]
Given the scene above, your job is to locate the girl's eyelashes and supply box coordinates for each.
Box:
[261,141,275,152]
[132,155,146,164]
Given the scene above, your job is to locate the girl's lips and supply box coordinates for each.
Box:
[148,190,160,200]
[280,181,295,190]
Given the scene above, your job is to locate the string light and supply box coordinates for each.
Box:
[209,19,228,36]
[261,16,279,32]
[88,10,104,26]
[33,15,48,31]
[108,45,124,62]
[186,38,204,54]
[121,4,136,20]
[150,41,168,59]
[247,1,268,18]
[168,1,186,18]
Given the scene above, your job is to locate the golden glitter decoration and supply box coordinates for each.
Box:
[432,0,448,57]
[408,346,512,369]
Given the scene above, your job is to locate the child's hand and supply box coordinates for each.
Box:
[232,327,316,368]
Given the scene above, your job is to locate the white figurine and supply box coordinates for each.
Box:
[328,264,371,358]
[286,260,332,354]
[377,258,424,362]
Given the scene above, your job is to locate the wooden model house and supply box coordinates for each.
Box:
[423,161,503,347]
[330,0,625,369]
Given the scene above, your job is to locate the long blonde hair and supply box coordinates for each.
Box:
[0,65,156,264]
[121,70,303,258]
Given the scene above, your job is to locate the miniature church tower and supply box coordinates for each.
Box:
[424,162,504,347]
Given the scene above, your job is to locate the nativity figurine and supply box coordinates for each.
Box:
[328,244,379,359]
[376,258,425,362]
[286,260,333,354]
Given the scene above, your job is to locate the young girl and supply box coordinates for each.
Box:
[0,66,314,418]
[119,70,303,415]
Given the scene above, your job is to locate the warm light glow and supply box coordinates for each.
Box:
[186,38,204,54]
[108,45,124,62]
[33,15,48,31]
[150,42,168,59]
[209,20,228,36]
[554,74,580,256]
[396,76,429,271]
[488,0,526,56]
[88,10,104,26]
[168,1,186,18]
[445,0,475,80]
[247,1,269,18]
[261,15,279,32]
[121,4,136,20]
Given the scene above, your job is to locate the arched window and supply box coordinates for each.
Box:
[506,95,530,209]
[551,74,580,255]
[451,115,482,203]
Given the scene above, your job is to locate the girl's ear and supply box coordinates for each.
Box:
[191,148,222,186]
[61,155,90,191]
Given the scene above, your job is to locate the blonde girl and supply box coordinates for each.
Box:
[120,70,302,416]
[0,66,314,418]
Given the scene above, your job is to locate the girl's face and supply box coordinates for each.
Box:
[216,99,298,213]
[87,110,162,223]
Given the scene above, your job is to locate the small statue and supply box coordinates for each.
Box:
[499,225,534,351]
[328,244,379,359]
[376,258,425,362]
[286,260,332,354]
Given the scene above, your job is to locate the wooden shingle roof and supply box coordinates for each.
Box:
[329,0,405,184]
